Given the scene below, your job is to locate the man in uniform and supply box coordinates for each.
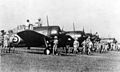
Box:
[35,18,42,27]
[25,19,30,29]
[86,36,93,55]
[88,39,93,54]
[73,37,79,54]
[82,40,86,54]
[3,32,9,53]
[53,36,58,55]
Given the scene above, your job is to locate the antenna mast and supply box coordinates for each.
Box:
[73,22,75,32]
[73,22,75,38]
[83,26,85,33]
[46,15,49,26]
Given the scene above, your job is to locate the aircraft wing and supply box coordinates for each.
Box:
[13,30,49,47]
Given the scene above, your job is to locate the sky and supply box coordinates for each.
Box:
[0,0,120,42]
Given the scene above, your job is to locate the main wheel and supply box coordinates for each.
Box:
[44,49,51,55]
[27,47,30,50]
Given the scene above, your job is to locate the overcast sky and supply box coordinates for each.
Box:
[0,0,120,41]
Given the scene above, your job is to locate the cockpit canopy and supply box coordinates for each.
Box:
[33,26,61,36]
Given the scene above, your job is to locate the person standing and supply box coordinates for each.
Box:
[73,38,79,54]
[87,39,93,55]
[66,38,72,54]
[3,32,9,53]
[1,34,4,48]
[25,19,30,29]
[1,30,5,48]
[104,43,108,52]
[82,40,86,54]
[96,41,100,52]
[53,36,58,55]
[86,36,93,55]
[35,18,42,27]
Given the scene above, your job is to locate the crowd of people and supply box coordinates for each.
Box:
[0,31,119,55]
[0,18,119,55]
[52,35,119,55]
[81,36,93,55]
[0,32,10,53]
[79,36,118,55]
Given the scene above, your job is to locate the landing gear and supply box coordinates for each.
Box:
[44,49,51,55]
[27,47,30,49]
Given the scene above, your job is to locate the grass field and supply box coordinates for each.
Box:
[0,47,120,72]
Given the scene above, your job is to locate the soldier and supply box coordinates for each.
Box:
[35,18,42,27]
[1,34,4,48]
[53,36,58,55]
[73,38,79,54]
[66,38,71,54]
[100,42,105,53]
[93,41,98,52]
[82,40,86,54]
[86,36,93,55]
[3,32,9,53]
[9,34,16,53]
[25,19,30,29]
[104,43,108,52]
[28,24,33,30]
[1,30,5,48]
[112,43,116,51]
[108,43,111,51]
[88,40,93,55]
[96,41,100,52]
[26,19,33,30]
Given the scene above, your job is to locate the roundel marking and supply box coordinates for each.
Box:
[12,35,20,43]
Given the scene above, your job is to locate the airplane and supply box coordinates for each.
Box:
[85,33,101,43]
[65,31,86,47]
[9,16,70,54]
[9,25,73,55]
[33,26,73,48]
[64,22,86,47]
[65,32,100,47]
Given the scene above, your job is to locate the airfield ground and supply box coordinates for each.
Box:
[0,47,120,72]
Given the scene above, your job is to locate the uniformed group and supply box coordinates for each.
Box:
[51,35,118,55]
[0,32,11,53]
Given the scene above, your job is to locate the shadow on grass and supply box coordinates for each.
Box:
[27,51,78,57]
[27,51,44,54]
[58,53,78,56]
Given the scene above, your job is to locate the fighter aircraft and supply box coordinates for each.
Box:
[9,19,85,54]
[85,33,101,42]
[65,31,86,47]
[10,24,73,55]
[9,17,72,54]
[33,26,72,47]
[64,22,86,47]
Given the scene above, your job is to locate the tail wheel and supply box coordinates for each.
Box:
[45,49,51,55]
